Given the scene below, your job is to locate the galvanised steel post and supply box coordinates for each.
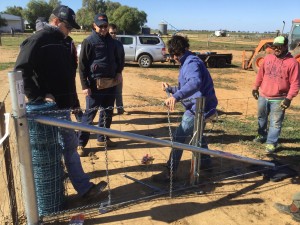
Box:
[8,71,39,225]
[190,97,205,185]
[35,116,275,167]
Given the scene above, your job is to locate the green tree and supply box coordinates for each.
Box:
[76,8,94,30]
[82,0,107,14]
[48,0,61,9]
[77,0,107,30]
[3,6,24,17]
[0,15,7,27]
[105,1,121,19]
[23,0,53,30]
[110,6,147,34]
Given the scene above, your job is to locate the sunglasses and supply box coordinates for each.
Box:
[98,24,108,29]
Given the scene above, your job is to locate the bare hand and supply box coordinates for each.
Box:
[164,96,177,111]
[162,82,169,91]
[83,88,91,96]
[44,93,55,102]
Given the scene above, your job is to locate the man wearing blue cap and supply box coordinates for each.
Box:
[252,36,300,153]
[77,13,123,156]
[15,5,107,199]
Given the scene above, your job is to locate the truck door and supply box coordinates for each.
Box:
[117,36,136,61]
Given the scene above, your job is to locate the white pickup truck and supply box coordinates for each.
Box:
[77,34,167,68]
[116,35,167,68]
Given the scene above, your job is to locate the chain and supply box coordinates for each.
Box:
[166,109,174,198]
[102,109,111,205]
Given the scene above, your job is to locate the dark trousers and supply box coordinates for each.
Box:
[78,86,116,147]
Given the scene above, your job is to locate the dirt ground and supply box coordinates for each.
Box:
[1,47,300,225]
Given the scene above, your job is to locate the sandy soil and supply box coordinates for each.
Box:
[1,46,300,225]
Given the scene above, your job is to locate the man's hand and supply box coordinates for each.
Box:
[116,73,123,83]
[83,88,91,96]
[164,96,177,111]
[44,93,55,102]
[252,90,259,100]
[162,82,169,91]
[281,98,291,110]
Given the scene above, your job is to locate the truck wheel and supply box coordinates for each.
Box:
[252,52,266,73]
[217,58,226,68]
[207,58,217,68]
[138,55,152,68]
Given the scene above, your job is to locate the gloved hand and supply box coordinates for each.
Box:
[252,90,259,100]
[280,98,291,110]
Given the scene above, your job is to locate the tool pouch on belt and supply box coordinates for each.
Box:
[96,77,119,90]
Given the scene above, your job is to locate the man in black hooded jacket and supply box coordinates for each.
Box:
[15,5,107,199]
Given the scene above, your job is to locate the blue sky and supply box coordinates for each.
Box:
[0,0,299,33]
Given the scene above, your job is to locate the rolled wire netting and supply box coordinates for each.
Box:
[26,102,66,216]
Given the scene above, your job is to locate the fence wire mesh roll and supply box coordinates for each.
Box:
[26,101,66,216]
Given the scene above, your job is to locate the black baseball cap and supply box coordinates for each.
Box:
[94,13,108,26]
[52,5,80,29]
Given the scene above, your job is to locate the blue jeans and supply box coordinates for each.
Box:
[167,114,209,171]
[78,86,116,147]
[58,113,93,196]
[257,96,285,145]
[115,81,123,108]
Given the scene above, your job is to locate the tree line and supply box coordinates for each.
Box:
[0,0,147,34]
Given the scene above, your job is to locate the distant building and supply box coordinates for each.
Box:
[0,13,25,33]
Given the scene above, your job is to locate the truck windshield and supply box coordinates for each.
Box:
[289,24,300,50]
[139,37,160,45]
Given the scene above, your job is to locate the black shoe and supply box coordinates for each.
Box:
[82,181,107,199]
[200,155,212,170]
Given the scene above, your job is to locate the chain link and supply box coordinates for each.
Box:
[166,109,174,198]
[102,109,112,206]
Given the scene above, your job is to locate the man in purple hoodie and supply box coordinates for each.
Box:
[252,36,300,153]
[152,35,218,182]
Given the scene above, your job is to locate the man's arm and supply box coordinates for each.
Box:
[15,38,42,101]
[79,39,92,90]
[287,61,300,100]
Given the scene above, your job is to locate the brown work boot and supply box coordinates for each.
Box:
[77,146,87,157]
[82,181,108,199]
[97,139,117,147]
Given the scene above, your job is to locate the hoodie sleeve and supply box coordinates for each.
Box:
[79,39,93,90]
[15,38,44,101]
[287,61,300,100]
[172,59,201,101]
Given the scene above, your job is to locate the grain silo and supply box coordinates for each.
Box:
[158,23,167,35]
[141,26,151,34]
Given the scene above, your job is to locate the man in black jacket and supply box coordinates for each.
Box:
[77,13,123,156]
[15,5,107,199]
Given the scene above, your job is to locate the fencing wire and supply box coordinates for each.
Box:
[0,94,294,224]
[0,110,25,224]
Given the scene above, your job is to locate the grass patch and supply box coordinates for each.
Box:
[0,62,15,71]
[138,73,177,84]
[211,115,300,160]
[213,77,237,90]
